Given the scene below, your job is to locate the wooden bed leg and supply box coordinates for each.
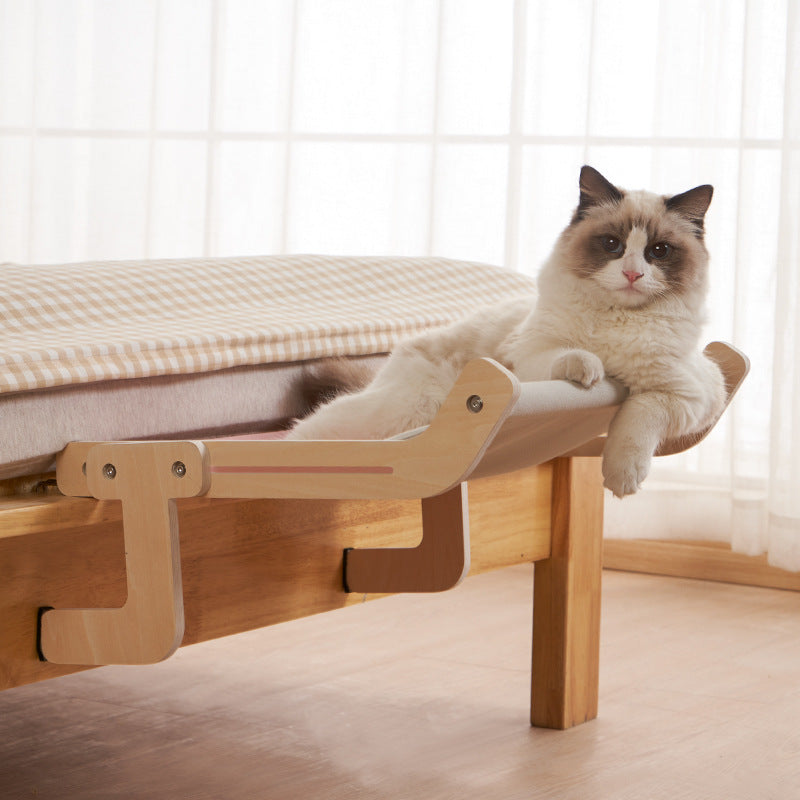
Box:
[39,441,209,665]
[531,457,603,729]
[344,483,470,593]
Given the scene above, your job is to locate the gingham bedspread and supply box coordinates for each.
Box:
[0,255,535,395]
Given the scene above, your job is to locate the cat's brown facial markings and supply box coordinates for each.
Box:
[562,204,645,283]
[641,212,706,291]
[560,167,714,308]
[563,193,709,302]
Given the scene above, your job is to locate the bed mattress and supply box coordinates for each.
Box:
[1,255,536,478]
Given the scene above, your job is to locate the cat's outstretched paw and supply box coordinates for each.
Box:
[551,349,604,388]
[601,439,652,497]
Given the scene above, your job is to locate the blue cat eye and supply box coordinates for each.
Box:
[601,235,623,254]
[647,242,671,260]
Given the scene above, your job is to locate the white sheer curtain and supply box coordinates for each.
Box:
[1,0,798,569]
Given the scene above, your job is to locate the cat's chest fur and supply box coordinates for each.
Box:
[524,292,700,392]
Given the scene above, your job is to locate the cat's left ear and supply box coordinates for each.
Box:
[665,184,713,234]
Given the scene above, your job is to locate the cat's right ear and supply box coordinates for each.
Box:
[575,166,624,221]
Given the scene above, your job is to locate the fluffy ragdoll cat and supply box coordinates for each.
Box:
[289,166,725,498]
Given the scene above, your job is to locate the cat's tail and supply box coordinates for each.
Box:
[294,357,377,419]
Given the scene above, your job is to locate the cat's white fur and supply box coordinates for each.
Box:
[289,167,726,497]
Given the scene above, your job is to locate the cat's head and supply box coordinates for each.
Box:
[555,166,713,310]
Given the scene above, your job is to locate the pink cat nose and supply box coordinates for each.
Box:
[623,269,644,285]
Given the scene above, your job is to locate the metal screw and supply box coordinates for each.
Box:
[102,463,117,480]
[171,461,187,478]
[466,394,483,413]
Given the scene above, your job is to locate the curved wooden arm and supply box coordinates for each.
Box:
[204,358,520,500]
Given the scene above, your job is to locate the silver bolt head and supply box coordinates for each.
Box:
[467,394,483,413]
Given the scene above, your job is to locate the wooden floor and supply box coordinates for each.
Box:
[1,566,799,799]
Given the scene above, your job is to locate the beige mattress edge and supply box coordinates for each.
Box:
[0,355,386,480]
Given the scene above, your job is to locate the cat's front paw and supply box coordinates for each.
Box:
[551,349,604,388]
[602,438,652,498]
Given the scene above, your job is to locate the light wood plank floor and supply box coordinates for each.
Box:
[1,566,799,799]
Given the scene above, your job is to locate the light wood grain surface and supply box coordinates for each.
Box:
[532,457,604,729]
[1,566,797,800]
[604,537,800,591]
[40,441,209,666]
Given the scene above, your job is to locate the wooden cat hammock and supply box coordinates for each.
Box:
[38,342,747,670]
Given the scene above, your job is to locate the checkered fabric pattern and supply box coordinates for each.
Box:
[0,255,535,395]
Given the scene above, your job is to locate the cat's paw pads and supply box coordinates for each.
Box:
[602,440,652,498]
[551,350,604,388]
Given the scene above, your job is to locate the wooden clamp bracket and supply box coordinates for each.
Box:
[39,440,209,665]
[40,359,519,665]
[343,482,471,594]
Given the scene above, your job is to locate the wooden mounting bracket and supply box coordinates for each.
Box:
[39,441,209,665]
[40,359,517,665]
[343,482,470,594]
